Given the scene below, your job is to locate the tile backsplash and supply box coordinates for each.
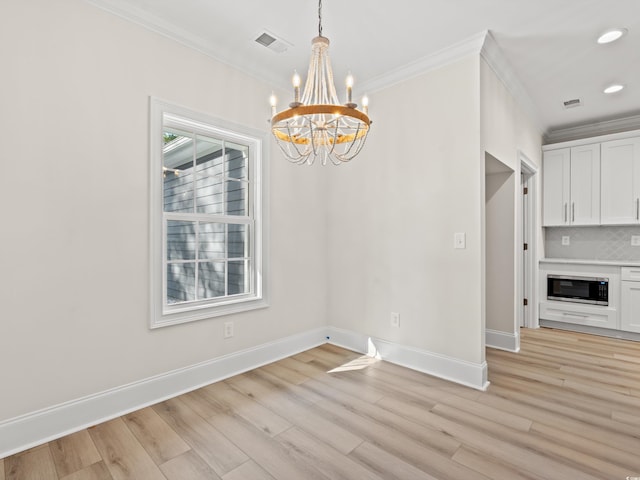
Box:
[545,226,640,261]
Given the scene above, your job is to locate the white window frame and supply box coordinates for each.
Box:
[150,98,268,328]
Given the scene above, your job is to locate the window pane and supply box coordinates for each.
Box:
[164,132,194,213]
[164,172,195,213]
[226,142,248,180]
[167,221,196,260]
[228,260,249,295]
[196,174,224,214]
[196,135,224,175]
[199,222,225,259]
[198,262,226,299]
[228,224,248,258]
[167,262,196,304]
[226,180,247,215]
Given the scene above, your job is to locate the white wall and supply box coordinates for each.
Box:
[480,60,542,172]
[327,56,485,367]
[0,0,328,422]
[485,157,516,334]
[480,58,543,342]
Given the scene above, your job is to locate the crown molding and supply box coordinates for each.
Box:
[358,31,487,95]
[85,0,214,56]
[544,113,640,144]
[83,0,280,87]
[84,2,545,135]
[479,31,545,136]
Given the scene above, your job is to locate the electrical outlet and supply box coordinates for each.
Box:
[562,236,570,246]
[632,235,640,246]
[390,312,400,328]
[223,321,234,339]
[454,232,466,249]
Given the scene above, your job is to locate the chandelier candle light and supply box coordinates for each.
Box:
[269,0,372,165]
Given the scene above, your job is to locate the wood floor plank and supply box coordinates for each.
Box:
[250,368,325,404]
[301,377,461,456]
[88,418,165,480]
[5,447,58,480]
[225,371,364,454]
[302,345,361,367]
[612,409,640,426]
[479,383,640,452]
[159,450,221,480]
[282,358,387,404]
[221,460,276,480]
[0,458,5,480]
[451,447,545,480]
[530,421,640,472]
[208,414,330,480]
[377,393,605,480]
[122,406,190,465]
[152,397,248,476]
[349,441,438,480]
[188,380,291,437]
[59,461,113,480]
[429,402,635,479]
[50,430,102,478]
[259,361,310,385]
[310,398,488,480]
[275,427,384,480]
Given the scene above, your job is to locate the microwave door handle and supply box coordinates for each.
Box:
[562,312,589,318]
[637,198,639,221]
[572,202,575,222]
[564,203,567,223]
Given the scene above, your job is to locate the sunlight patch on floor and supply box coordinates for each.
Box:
[327,354,380,373]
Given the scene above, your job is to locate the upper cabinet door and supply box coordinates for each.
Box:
[543,148,570,226]
[601,138,640,225]
[570,144,600,225]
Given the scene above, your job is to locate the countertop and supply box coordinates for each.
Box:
[540,258,640,267]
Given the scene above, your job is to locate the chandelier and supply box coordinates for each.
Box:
[269,0,371,166]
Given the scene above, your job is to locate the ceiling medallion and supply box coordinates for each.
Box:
[269,0,371,165]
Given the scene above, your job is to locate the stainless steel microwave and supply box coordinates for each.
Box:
[547,275,608,306]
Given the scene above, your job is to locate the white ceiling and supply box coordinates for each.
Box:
[88,0,640,136]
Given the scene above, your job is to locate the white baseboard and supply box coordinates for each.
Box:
[486,328,520,352]
[0,327,327,459]
[1,325,490,458]
[327,326,489,391]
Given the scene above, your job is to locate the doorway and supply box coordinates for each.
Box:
[519,154,538,329]
[485,153,517,351]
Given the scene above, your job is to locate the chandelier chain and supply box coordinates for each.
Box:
[318,0,323,37]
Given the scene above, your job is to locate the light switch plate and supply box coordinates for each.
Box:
[454,232,466,249]
[562,236,570,246]
[632,235,640,246]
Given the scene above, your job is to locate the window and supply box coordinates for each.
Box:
[150,99,267,328]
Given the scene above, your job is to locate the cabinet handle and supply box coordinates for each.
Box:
[637,198,639,221]
[572,202,575,222]
[564,203,568,223]
[562,312,589,318]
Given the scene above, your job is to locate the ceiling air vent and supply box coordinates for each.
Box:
[254,30,291,54]
[563,98,583,109]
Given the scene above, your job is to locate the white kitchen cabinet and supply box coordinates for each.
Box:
[543,144,600,226]
[621,267,640,333]
[601,137,640,224]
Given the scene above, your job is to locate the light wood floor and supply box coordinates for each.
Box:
[4,327,640,479]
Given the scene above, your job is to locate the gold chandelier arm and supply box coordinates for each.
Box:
[272,127,368,145]
[271,105,371,126]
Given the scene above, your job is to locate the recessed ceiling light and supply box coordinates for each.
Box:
[604,84,625,94]
[597,28,628,44]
